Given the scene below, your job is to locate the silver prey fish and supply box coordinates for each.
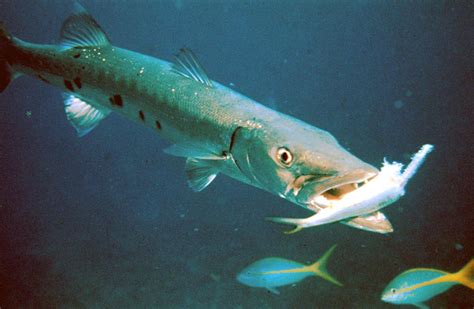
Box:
[0,4,386,233]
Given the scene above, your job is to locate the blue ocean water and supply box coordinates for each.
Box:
[0,1,472,307]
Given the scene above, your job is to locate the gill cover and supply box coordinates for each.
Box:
[230,123,282,192]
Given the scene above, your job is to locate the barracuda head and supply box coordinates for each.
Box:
[231,118,378,207]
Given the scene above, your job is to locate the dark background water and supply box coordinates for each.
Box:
[0,1,473,308]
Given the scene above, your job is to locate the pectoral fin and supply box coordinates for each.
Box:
[342,211,393,234]
[165,143,230,192]
[185,158,221,192]
[266,287,280,295]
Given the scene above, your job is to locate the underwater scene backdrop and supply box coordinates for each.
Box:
[0,0,472,307]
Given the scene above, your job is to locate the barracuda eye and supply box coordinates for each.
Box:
[277,147,293,167]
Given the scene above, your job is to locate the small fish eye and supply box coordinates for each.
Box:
[277,147,293,166]
[390,288,397,294]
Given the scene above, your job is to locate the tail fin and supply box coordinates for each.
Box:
[454,259,474,289]
[0,21,13,93]
[309,244,343,286]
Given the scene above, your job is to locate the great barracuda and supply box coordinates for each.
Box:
[1,4,393,233]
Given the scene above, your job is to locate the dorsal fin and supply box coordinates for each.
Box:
[172,48,213,87]
[60,2,111,49]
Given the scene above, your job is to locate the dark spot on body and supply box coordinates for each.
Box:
[73,77,82,89]
[109,94,123,107]
[81,66,85,70]
[73,53,81,59]
[64,80,74,92]
[155,120,161,130]
[114,95,123,106]
[37,75,49,84]
[139,110,145,121]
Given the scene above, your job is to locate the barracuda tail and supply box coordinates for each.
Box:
[0,21,13,92]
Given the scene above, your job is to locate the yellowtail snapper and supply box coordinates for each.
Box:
[236,244,342,294]
[381,259,474,308]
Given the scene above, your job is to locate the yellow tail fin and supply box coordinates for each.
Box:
[453,259,474,289]
[309,244,343,286]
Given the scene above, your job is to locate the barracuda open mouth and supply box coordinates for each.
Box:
[294,170,378,208]
[317,175,377,203]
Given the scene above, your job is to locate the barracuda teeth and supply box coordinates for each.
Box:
[312,195,330,208]
[293,187,302,196]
